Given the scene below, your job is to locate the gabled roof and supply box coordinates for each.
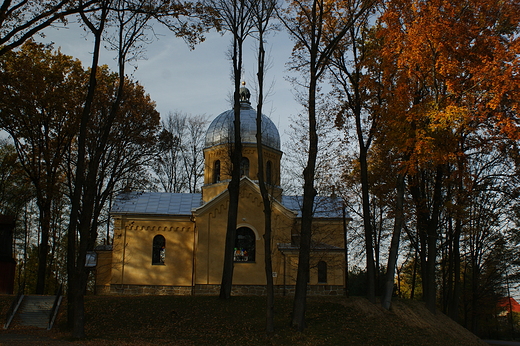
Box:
[192,177,298,219]
[497,297,520,313]
[110,185,349,220]
[111,192,202,216]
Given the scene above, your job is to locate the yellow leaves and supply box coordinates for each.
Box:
[369,0,520,176]
[429,105,469,130]
[0,40,86,134]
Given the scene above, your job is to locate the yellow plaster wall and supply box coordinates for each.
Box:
[201,182,228,203]
[202,144,283,202]
[275,253,345,286]
[270,218,346,286]
[95,250,113,290]
[109,186,347,290]
[203,146,231,185]
[195,183,295,286]
[111,216,196,287]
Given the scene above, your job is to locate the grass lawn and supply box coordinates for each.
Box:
[1,295,487,345]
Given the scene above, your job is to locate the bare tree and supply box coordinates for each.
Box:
[153,112,208,193]
[280,0,374,330]
[249,0,278,332]
[327,1,379,303]
[67,0,157,337]
[66,0,211,337]
[204,0,255,299]
[0,0,99,56]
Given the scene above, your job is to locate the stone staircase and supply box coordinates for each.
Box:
[17,295,56,329]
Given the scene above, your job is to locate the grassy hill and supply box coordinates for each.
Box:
[1,295,487,345]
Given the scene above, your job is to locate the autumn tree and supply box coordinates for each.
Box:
[67,0,156,336]
[0,139,32,217]
[371,0,520,314]
[66,0,110,335]
[0,40,85,294]
[67,65,160,245]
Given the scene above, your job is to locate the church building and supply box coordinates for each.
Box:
[95,84,350,296]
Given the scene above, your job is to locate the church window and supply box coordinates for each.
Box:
[240,157,250,177]
[318,261,327,283]
[152,235,165,265]
[213,160,221,183]
[266,160,272,184]
[234,227,255,262]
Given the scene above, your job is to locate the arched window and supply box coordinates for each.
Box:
[234,227,255,262]
[266,160,272,185]
[240,157,250,177]
[152,235,165,265]
[213,160,221,183]
[318,261,327,283]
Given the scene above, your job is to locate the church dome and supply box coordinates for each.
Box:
[204,90,281,151]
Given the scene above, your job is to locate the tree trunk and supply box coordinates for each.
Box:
[446,154,464,322]
[411,249,417,299]
[359,146,376,303]
[255,23,275,333]
[382,173,405,310]
[262,204,275,333]
[71,254,88,338]
[410,166,443,314]
[67,31,101,334]
[67,4,108,334]
[36,201,51,294]
[447,217,461,321]
[291,62,318,332]
[343,204,349,297]
[425,221,437,313]
[219,32,243,299]
[425,165,444,314]
[220,177,239,298]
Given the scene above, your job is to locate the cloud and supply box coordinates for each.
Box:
[40,22,300,146]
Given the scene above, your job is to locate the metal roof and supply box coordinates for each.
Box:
[111,192,202,216]
[111,192,345,219]
[281,195,345,218]
[204,101,281,151]
[277,242,345,252]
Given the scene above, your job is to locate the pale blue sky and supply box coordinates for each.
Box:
[40,20,300,147]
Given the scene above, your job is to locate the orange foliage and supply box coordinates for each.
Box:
[369,0,520,170]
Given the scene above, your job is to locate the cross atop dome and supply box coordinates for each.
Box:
[239,81,251,103]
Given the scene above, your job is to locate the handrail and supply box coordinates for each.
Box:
[48,283,63,330]
[4,281,25,330]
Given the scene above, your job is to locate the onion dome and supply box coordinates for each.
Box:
[204,83,280,151]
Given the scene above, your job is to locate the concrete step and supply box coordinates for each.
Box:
[18,296,55,328]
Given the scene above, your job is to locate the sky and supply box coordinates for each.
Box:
[38,20,302,148]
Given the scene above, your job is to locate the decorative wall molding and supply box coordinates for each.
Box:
[126,224,192,232]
